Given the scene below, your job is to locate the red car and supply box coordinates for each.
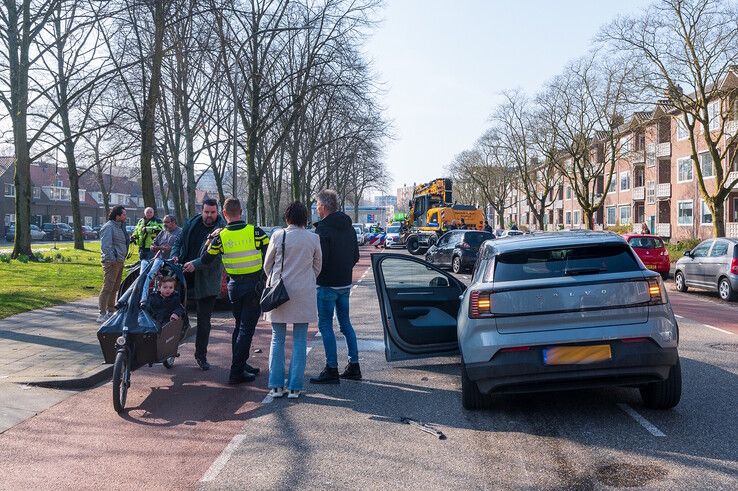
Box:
[623,233,670,279]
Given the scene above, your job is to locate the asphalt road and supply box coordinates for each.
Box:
[1,246,737,490]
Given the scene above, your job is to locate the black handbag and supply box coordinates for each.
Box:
[260,229,290,312]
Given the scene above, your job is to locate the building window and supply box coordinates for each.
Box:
[700,201,713,225]
[4,183,14,197]
[699,152,714,178]
[85,216,93,227]
[646,181,655,204]
[677,158,693,182]
[565,211,571,224]
[565,186,571,199]
[32,187,40,199]
[51,215,61,224]
[55,179,63,187]
[620,171,630,191]
[676,118,689,140]
[621,136,630,153]
[573,211,580,224]
[607,206,616,225]
[608,176,616,193]
[619,205,631,225]
[677,200,693,225]
[708,101,720,131]
[4,214,15,226]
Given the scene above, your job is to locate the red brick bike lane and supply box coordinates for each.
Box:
[0,251,373,491]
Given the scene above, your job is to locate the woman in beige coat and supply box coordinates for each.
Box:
[263,201,322,399]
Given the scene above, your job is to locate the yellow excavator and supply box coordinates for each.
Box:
[401,178,485,255]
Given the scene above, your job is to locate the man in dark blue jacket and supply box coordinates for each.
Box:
[310,189,361,384]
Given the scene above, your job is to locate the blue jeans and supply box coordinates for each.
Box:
[317,286,359,368]
[269,323,308,391]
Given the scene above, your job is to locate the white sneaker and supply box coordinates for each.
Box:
[269,387,286,398]
[96,313,107,323]
[287,390,301,399]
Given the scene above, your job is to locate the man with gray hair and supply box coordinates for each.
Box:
[310,189,362,384]
[151,215,182,259]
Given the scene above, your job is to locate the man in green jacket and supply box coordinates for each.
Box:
[131,207,163,261]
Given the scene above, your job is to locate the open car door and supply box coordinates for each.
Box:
[372,253,465,362]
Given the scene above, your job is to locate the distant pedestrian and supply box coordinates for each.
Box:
[264,202,322,399]
[199,198,270,384]
[172,198,226,371]
[151,215,182,259]
[484,221,493,234]
[641,223,651,234]
[131,207,163,261]
[510,223,519,231]
[98,206,129,323]
[310,189,361,384]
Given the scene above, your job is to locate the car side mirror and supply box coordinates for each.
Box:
[683,250,691,257]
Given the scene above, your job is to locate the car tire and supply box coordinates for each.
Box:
[675,271,688,292]
[639,358,681,410]
[406,236,421,255]
[461,362,487,410]
[660,272,669,281]
[452,256,462,274]
[718,277,736,301]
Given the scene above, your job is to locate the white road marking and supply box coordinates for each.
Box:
[674,314,684,319]
[617,403,666,437]
[200,433,248,482]
[703,324,734,335]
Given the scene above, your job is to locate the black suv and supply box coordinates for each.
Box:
[42,223,74,240]
[425,230,494,273]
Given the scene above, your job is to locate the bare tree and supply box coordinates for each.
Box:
[600,0,738,237]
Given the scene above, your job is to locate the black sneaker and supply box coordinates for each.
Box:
[195,357,210,371]
[244,363,260,375]
[228,371,256,385]
[310,366,340,384]
[340,362,362,380]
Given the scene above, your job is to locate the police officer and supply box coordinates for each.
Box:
[131,207,163,261]
[200,198,270,384]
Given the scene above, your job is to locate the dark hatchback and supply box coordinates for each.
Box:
[425,230,494,273]
[42,222,74,240]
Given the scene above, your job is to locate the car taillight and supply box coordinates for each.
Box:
[661,250,669,256]
[460,242,471,250]
[731,258,738,275]
[647,277,667,305]
[469,290,493,318]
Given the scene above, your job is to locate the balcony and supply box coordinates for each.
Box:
[725,171,738,189]
[727,222,738,237]
[656,183,671,199]
[554,199,563,209]
[631,150,645,164]
[655,142,671,158]
[656,223,671,237]
[726,120,738,136]
[632,186,645,200]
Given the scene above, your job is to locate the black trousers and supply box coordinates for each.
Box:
[228,278,262,376]
[194,295,217,360]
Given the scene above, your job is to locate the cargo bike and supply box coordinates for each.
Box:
[97,253,190,413]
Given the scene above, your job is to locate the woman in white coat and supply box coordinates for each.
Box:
[263,201,322,398]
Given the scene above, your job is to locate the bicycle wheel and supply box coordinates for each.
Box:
[112,349,129,413]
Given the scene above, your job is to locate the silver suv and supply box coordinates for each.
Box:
[372,231,681,410]
[674,238,738,301]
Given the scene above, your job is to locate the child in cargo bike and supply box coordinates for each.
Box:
[145,276,186,326]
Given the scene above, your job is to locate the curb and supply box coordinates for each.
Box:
[20,364,113,390]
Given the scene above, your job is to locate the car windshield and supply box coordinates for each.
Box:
[628,237,664,249]
[464,232,492,247]
[489,244,640,282]
[387,226,401,233]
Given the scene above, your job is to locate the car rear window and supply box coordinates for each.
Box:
[489,244,641,282]
[388,226,401,233]
[464,232,492,247]
[628,237,664,249]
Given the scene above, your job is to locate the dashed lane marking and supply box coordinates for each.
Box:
[674,314,684,319]
[617,403,666,437]
[703,324,734,335]
[200,433,248,483]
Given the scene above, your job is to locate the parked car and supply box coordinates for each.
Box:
[497,229,525,238]
[5,224,46,242]
[42,222,74,240]
[674,238,738,301]
[81,225,99,240]
[125,225,136,235]
[353,224,366,245]
[372,231,681,410]
[383,224,403,249]
[425,230,494,273]
[624,234,670,280]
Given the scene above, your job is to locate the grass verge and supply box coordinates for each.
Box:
[0,242,136,319]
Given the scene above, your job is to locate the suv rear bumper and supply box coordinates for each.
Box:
[465,342,678,394]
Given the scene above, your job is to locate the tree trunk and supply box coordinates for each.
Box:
[711,199,725,238]
[583,209,595,230]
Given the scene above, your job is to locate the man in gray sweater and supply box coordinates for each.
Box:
[98,206,130,322]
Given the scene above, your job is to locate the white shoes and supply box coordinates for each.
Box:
[269,387,286,398]
[96,312,110,323]
[287,390,300,399]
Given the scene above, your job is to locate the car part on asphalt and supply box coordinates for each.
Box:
[400,417,446,440]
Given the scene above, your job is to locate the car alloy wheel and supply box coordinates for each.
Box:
[719,278,735,301]
[452,256,462,274]
[675,272,688,292]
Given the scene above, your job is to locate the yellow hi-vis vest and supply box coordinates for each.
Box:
[218,225,263,275]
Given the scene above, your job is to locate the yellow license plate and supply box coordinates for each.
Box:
[646,264,657,270]
[543,345,612,365]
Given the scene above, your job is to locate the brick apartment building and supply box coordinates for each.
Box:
[0,158,150,237]
[504,97,738,241]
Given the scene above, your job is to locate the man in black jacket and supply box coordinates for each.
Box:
[310,189,361,384]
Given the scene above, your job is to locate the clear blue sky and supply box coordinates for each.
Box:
[365,0,652,192]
